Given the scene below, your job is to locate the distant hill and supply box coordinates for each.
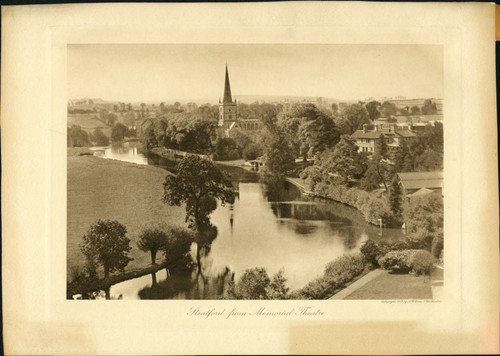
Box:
[187,95,344,105]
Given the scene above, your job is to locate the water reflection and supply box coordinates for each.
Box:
[138,269,233,300]
[90,142,149,165]
[95,147,404,299]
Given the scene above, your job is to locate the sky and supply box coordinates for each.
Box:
[67,44,443,103]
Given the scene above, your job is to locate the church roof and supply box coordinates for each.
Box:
[223,65,233,103]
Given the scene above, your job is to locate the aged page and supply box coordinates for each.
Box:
[2,2,498,355]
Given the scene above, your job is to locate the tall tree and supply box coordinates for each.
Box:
[337,104,370,135]
[111,123,129,142]
[163,156,233,271]
[360,162,382,191]
[379,101,398,118]
[365,101,381,121]
[421,99,438,115]
[375,134,388,158]
[68,125,91,147]
[389,177,403,216]
[297,112,339,161]
[262,128,296,178]
[92,128,109,146]
[318,135,360,184]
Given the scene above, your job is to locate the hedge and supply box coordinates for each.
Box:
[313,182,392,226]
[292,253,365,299]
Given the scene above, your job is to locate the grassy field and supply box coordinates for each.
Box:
[344,270,432,299]
[68,114,111,136]
[67,153,185,280]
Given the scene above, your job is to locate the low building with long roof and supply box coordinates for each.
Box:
[396,171,443,197]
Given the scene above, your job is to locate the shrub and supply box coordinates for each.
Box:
[294,253,366,299]
[232,267,270,299]
[379,249,437,275]
[377,239,410,255]
[431,233,444,258]
[324,253,365,285]
[378,249,419,273]
[296,276,332,300]
[411,250,436,276]
[405,230,434,251]
[360,240,382,266]
[242,143,263,161]
[228,268,290,300]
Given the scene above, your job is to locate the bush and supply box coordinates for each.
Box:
[294,253,366,299]
[431,233,444,258]
[228,267,290,300]
[378,250,419,273]
[296,276,332,299]
[324,253,365,285]
[312,182,393,226]
[378,249,437,275]
[242,143,263,161]
[360,240,382,266]
[377,239,410,255]
[406,231,434,251]
[411,250,436,276]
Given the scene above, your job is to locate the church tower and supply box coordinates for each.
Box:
[218,65,238,131]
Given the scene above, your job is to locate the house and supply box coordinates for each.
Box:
[351,124,416,153]
[396,171,443,197]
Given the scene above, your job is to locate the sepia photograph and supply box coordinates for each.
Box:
[66,44,444,300]
[3,2,498,354]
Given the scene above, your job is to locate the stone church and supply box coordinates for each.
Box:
[218,65,261,138]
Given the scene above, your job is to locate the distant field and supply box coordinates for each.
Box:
[68,113,110,135]
[67,153,186,280]
[388,98,443,115]
[375,114,443,126]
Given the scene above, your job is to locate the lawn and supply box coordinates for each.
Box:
[344,270,432,299]
[67,153,185,281]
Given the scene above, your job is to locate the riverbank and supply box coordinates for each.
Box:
[67,151,185,280]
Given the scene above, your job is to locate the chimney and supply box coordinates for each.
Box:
[363,124,367,133]
[374,124,378,132]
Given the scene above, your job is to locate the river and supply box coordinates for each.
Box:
[89,142,404,299]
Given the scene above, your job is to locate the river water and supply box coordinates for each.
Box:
[90,142,403,299]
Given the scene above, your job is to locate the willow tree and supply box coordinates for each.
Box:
[137,227,167,266]
[163,155,233,272]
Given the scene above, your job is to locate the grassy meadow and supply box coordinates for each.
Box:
[67,152,185,280]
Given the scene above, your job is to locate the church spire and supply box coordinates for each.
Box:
[223,64,233,103]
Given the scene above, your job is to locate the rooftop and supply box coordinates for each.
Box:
[351,130,383,139]
[397,171,443,191]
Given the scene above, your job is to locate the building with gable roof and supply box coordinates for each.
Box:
[351,124,416,153]
[396,171,443,197]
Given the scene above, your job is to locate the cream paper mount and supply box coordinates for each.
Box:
[2,2,498,355]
